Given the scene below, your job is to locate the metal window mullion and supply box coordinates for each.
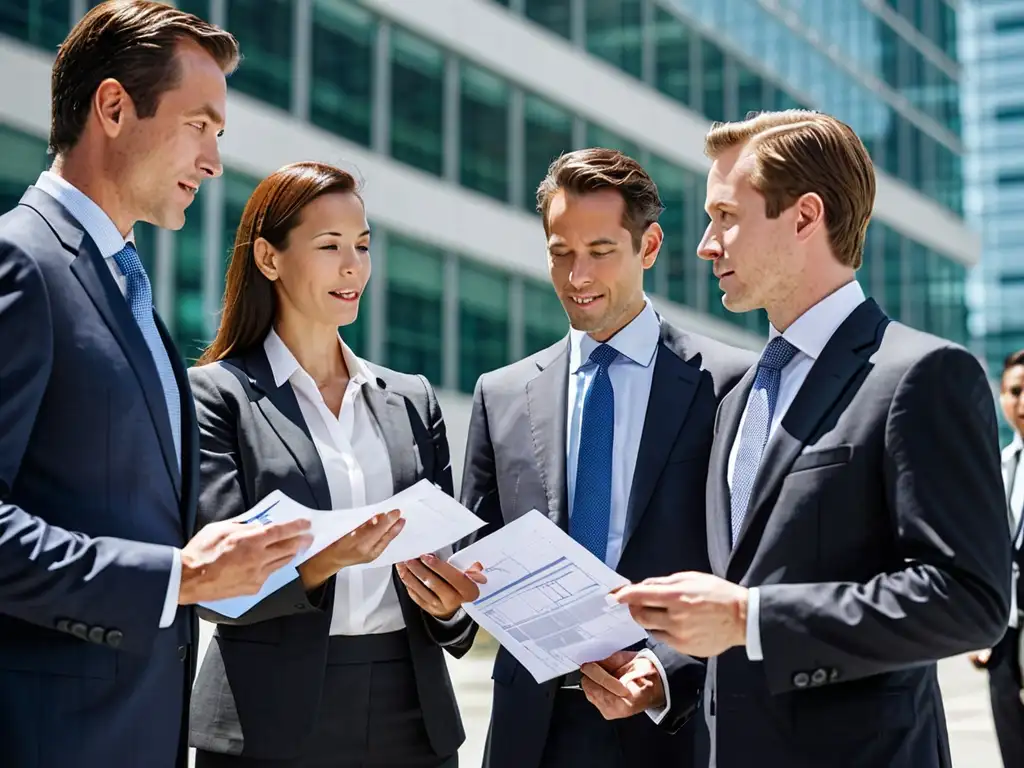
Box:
[443,54,460,184]
[202,177,225,342]
[369,228,387,363]
[372,21,392,154]
[442,253,460,392]
[509,274,525,362]
[291,0,312,121]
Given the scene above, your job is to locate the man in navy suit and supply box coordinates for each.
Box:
[0,3,312,766]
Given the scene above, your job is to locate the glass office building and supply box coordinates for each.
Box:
[0,0,974,475]
[963,0,1024,444]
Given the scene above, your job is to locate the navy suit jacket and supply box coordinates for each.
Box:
[0,187,200,768]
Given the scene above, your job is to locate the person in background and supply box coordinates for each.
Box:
[615,109,1009,768]
[459,147,755,768]
[188,160,484,768]
[0,4,311,767]
[969,349,1024,767]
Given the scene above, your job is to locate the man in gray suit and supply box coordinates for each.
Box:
[616,110,1011,768]
[460,148,754,768]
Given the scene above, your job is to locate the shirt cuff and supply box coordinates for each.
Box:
[159,548,182,629]
[745,586,763,661]
[637,648,672,724]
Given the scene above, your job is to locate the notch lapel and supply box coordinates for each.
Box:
[727,300,887,572]
[525,342,570,531]
[362,382,421,494]
[708,367,755,576]
[622,324,701,550]
[22,188,182,497]
[241,350,333,511]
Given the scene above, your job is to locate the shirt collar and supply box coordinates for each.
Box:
[1004,433,1024,462]
[769,279,866,362]
[34,171,134,259]
[569,296,660,374]
[264,328,379,391]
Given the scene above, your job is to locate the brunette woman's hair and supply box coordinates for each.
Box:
[197,161,360,365]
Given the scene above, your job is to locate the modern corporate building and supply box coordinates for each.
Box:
[0,0,975,476]
[962,0,1024,443]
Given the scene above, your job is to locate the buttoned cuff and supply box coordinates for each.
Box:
[637,648,672,724]
[745,586,763,661]
[159,549,181,628]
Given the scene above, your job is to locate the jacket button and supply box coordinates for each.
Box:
[177,645,187,662]
[792,671,810,688]
[829,668,840,682]
[294,603,306,610]
[811,668,827,686]
[87,626,106,644]
[105,630,124,649]
[55,619,70,633]
[70,622,88,640]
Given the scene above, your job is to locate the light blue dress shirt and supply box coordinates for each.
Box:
[565,297,671,722]
[33,171,182,630]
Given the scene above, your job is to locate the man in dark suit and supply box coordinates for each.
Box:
[0,4,311,766]
[616,110,1010,768]
[460,148,754,768]
[970,349,1024,767]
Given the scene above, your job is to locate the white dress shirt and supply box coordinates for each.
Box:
[726,279,867,661]
[565,297,671,722]
[264,329,406,635]
[1002,435,1024,628]
[33,171,181,631]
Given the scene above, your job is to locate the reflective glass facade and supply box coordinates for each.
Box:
[0,0,971,395]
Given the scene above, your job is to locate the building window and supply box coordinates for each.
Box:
[653,6,693,107]
[0,124,49,214]
[586,0,643,79]
[389,28,445,177]
[310,0,375,147]
[225,0,293,112]
[586,124,640,158]
[385,234,444,383]
[647,156,689,305]
[734,62,766,121]
[174,191,207,364]
[525,0,571,40]
[460,63,510,201]
[523,280,568,354]
[880,224,904,323]
[0,0,69,52]
[701,39,727,123]
[522,94,574,213]
[216,171,261,328]
[458,260,510,393]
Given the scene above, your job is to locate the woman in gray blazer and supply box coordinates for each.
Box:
[187,161,484,768]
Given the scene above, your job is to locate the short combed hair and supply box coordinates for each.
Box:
[50,0,240,155]
[1004,350,1024,373]
[536,148,665,252]
[704,110,876,269]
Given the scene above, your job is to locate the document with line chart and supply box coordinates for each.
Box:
[448,510,647,683]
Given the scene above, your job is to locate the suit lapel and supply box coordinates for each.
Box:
[708,367,755,576]
[525,341,570,530]
[728,300,887,569]
[22,188,183,496]
[362,382,421,494]
[622,323,701,550]
[242,349,333,511]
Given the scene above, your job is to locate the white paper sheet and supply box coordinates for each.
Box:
[199,480,485,618]
[448,510,647,683]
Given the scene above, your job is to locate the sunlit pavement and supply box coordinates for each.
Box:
[192,623,1000,767]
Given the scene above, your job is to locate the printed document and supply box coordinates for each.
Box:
[448,510,647,683]
[200,479,485,618]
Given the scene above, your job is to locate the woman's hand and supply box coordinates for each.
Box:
[298,509,405,590]
[396,554,487,619]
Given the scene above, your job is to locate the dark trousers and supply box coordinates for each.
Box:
[538,689,626,768]
[990,628,1024,768]
[195,632,456,768]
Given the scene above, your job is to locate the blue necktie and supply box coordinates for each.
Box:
[571,343,618,562]
[730,336,798,545]
[112,243,182,468]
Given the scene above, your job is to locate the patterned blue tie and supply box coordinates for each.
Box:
[112,243,181,469]
[571,343,618,562]
[730,336,798,545]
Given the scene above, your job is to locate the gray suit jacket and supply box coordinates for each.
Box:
[460,320,754,768]
[186,348,472,761]
[705,299,1011,768]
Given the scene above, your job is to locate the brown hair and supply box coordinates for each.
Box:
[704,110,876,269]
[197,162,361,366]
[536,147,664,252]
[50,0,239,155]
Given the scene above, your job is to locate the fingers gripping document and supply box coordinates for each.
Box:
[200,480,486,618]
[448,510,647,684]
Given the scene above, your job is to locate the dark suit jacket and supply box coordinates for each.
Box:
[0,187,200,768]
[187,348,474,761]
[705,299,1011,768]
[460,320,754,768]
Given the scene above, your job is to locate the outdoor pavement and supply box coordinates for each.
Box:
[191,622,1002,767]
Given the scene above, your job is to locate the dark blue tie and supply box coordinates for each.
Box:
[571,344,618,562]
[112,243,182,467]
[730,336,798,545]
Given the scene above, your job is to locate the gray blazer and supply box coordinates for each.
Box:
[704,298,1011,768]
[186,346,472,761]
